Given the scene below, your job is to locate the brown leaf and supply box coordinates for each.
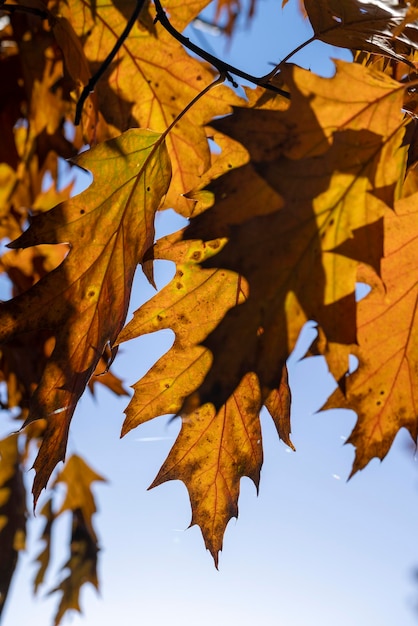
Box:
[33,499,54,593]
[50,508,99,626]
[150,372,264,566]
[0,434,26,618]
[264,365,295,451]
[304,0,418,63]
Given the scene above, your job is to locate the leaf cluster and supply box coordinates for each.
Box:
[1,0,418,621]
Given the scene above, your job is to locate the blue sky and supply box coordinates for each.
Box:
[2,1,418,625]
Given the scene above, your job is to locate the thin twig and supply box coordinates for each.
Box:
[260,35,316,83]
[153,0,290,99]
[75,0,148,125]
[162,73,227,140]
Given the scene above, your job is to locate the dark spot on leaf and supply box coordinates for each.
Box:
[209,240,220,250]
[176,282,183,290]
[165,383,169,389]
[80,209,85,215]
[376,401,381,406]
[147,186,151,192]
[196,75,202,81]
[157,315,163,322]
[88,291,95,298]
[170,96,176,101]
[380,390,385,395]
[177,270,184,277]
[227,163,232,169]
[192,251,201,261]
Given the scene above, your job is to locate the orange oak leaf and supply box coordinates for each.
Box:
[117,233,292,562]
[0,129,171,504]
[32,456,104,624]
[324,190,418,473]
[183,60,406,406]
[151,372,264,566]
[116,60,406,558]
[118,233,244,432]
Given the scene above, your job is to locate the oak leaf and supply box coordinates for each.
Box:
[303,0,418,63]
[0,129,171,503]
[54,454,106,539]
[45,456,104,625]
[184,60,406,405]
[117,59,406,560]
[50,508,99,626]
[117,234,292,563]
[324,189,418,473]
[32,456,104,625]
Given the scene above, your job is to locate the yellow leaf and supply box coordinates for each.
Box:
[151,372,263,566]
[0,129,171,503]
[54,455,106,539]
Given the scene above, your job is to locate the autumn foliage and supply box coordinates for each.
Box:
[1,0,418,622]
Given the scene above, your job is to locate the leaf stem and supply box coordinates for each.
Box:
[161,74,227,142]
[260,35,316,83]
[153,0,290,99]
[74,0,148,125]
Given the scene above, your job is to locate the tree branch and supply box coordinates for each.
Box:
[153,0,290,99]
[75,0,148,125]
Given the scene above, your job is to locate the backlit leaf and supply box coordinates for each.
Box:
[118,233,292,562]
[0,129,171,503]
[324,190,418,473]
[184,60,406,405]
[304,0,418,63]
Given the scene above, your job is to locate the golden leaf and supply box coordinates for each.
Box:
[0,129,171,503]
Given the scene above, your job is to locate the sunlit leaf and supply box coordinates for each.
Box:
[0,129,171,503]
[118,233,292,562]
[304,0,418,63]
[183,60,406,405]
[324,190,418,472]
